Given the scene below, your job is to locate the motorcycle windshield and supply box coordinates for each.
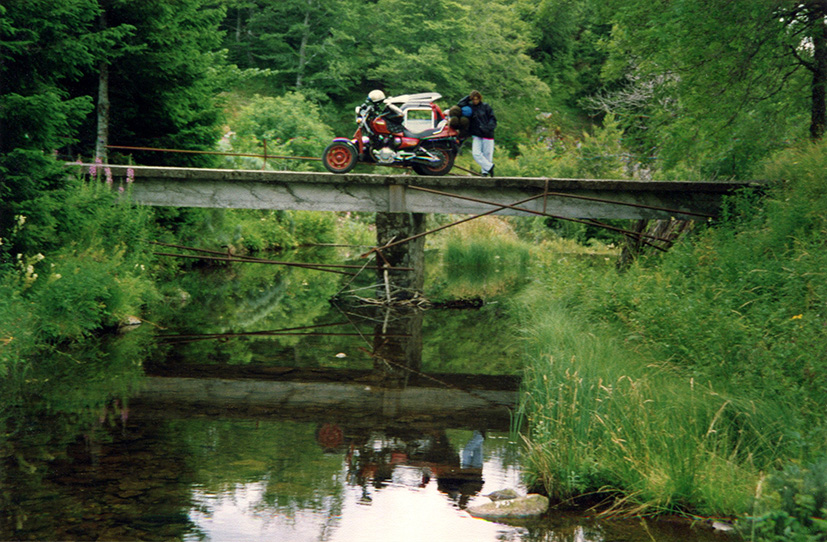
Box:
[384,92,442,107]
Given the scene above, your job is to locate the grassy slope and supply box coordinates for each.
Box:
[515,141,827,518]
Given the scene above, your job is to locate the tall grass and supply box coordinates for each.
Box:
[428,216,531,299]
[515,295,790,516]
[514,141,827,519]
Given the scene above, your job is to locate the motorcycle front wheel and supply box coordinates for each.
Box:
[412,147,455,176]
[323,141,357,173]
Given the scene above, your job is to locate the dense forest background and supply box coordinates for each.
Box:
[4,0,826,180]
[2,1,827,535]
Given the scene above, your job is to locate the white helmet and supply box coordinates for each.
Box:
[368,89,386,103]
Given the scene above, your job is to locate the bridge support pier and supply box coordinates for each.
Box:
[372,306,424,389]
[375,212,425,298]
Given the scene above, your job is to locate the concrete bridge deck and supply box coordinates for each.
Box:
[87,164,761,219]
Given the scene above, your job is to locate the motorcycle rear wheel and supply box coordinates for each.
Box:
[412,147,455,176]
[323,142,357,173]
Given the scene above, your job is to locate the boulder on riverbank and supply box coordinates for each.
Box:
[467,493,549,519]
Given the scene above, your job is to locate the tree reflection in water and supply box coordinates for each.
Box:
[0,252,729,542]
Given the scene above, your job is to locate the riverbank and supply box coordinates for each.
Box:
[512,142,827,539]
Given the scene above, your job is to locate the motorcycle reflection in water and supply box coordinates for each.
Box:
[313,305,492,507]
[316,423,487,508]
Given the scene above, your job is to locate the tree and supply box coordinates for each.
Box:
[0,0,100,236]
[319,0,550,150]
[93,2,142,162]
[597,0,826,177]
[219,0,342,96]
[778,1,827,139]
[77,0,228,166]
[518,0,614,109]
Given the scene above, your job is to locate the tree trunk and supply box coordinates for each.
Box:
[809,4,827,140]
[95,60,110,162]
[296,3,311,88]
[95,11,110,162]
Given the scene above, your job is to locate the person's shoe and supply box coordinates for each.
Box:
[487,166,495,178]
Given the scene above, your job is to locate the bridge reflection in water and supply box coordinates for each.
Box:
[136,304,519,512]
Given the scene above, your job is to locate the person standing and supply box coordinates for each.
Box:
[457,90,497,177]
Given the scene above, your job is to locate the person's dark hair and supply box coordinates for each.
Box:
[470,90,482,101]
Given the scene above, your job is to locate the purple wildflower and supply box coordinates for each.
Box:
[105,168,113,186]
[90,157,103,178]
[126,168,135,184]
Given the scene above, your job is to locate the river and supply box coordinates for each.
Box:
[0,247,733,541]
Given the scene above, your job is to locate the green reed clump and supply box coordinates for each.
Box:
[595,143,827,436]
[430,216,531,298]
[515,295,788,516]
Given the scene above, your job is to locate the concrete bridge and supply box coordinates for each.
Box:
[86,163,761,294]
[91,164,756,220]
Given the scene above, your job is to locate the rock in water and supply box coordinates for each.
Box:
[484,489,521,501]
[467,494,549,519]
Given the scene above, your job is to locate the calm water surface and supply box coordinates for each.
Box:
[1,249,733,541]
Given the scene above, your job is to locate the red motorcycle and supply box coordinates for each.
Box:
[322,91,460,176]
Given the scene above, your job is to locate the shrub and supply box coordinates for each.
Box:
[0,172,155,357]
[224,92,334,171]
[30,248,149,341]
[742,458,827,541]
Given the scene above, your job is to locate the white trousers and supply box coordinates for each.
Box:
[471,136,494,174]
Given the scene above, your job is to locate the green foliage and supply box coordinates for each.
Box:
[220,0,341,94]
[517,140,827,516]
[744,458,827,542]
[517,0,614,108]
[427,217,531,299]
[499,113,629,179]
[29,248,149,341]
[229,210,337,252]
[493,115,631,245]
[0,1,99,209]
[0,93,92,156]
[0,175,156,373]
[73,0,227,164]
[515,288,784,515]
[598,0,813,177]
[0,278,35,375]
[599,143,827,425]
[151,208,338,254]
[224,92,333,171]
